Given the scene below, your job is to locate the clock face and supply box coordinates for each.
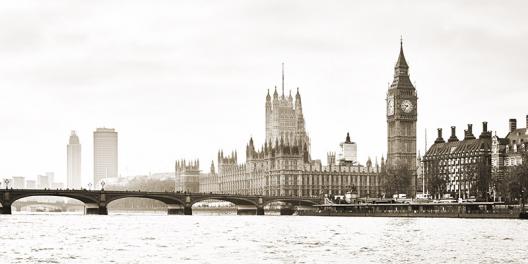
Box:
[387,97,394,116]
[401,100,414,113]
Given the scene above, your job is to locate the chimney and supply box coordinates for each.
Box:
[464,124,476,140]
[510,118,517,133]
[448,126,459,142]
[434,128,445,143]
[480,121,491,139]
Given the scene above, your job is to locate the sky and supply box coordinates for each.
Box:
[0,1,527,186]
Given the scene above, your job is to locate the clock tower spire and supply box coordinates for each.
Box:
[386,38,418,172]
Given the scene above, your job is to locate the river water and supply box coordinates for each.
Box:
[0,212,526,263]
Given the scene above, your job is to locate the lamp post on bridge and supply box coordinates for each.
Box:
[101,181,105,191]
[88,183,92,191]
[4,179,9,190]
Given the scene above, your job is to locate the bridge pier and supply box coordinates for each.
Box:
[0,204,12,215]
[279,204,295,215]
[167,204,192,215]
[257,206,264,215]
[167,204,186,215]
[237,205,258,215]
[85,204,107,215]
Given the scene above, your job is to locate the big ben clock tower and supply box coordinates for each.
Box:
[387,39,417,171]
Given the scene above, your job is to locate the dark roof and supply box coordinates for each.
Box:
[425,137,491,158]
[389,42,415,90]
[395,43,409,69]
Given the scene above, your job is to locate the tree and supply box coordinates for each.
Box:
[381,163,413,197]
[504,153,528,203]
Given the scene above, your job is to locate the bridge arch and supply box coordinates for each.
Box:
[1,192,96,215]
[262,198,319,207]
[190,195,260,215]
[5,192,97,205]
[105,194,185,206]
[104,193,186,215]
[190,196,257,207]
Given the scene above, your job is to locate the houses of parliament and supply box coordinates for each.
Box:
[176,42,419,197]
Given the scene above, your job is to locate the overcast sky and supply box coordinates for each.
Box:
[0,1,527,185]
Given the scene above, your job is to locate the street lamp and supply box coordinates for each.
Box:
[88,183,92,190]
[4,179,9,190]
[521,187,526,213]
[101,181,105,191]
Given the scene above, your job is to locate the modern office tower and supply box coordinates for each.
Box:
[67,131,82,189]
[338,133,358,165]
[37,174,49,189]
[26,180,36,189]
[93,128,118,188]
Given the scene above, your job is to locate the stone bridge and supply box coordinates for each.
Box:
[0,189,321,215]
[11,200,84,212]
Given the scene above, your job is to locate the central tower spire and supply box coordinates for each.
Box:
[281,62,285,98]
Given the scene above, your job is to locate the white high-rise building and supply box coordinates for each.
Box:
[93,128,118,188]
[338,133,358,165]
[67,131,82,189]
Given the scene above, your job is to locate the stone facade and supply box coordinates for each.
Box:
[198,161,219,193]
[423,123,492,200]
[175,159,200,193]
[266,65,310,158]
[491,116,528,200]
[196,67,381,197]
[386,41,418,172]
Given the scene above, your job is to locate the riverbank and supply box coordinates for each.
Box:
[298,210,525,219]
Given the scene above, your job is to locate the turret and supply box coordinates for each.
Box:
[210,161,215,174]
[295,88,302,112]
[266,89,272,110]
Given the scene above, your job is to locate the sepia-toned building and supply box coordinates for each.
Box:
[93,128,118,187]
[194,42,429,197]
[386,40,418,172]
[198,161,219,193]
[175,160,200,193]
[212,135,380,197]
[195,67,381,197]
[491,116,528,200]
[67,130,82,189]
[423,123,492,200]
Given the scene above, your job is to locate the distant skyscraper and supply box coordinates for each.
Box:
[26,180,36,189]
[12,176,25,189]
[93,128,118,187]
[338,133,358,165]
[67,130,82,189]
[37,174,49,189]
